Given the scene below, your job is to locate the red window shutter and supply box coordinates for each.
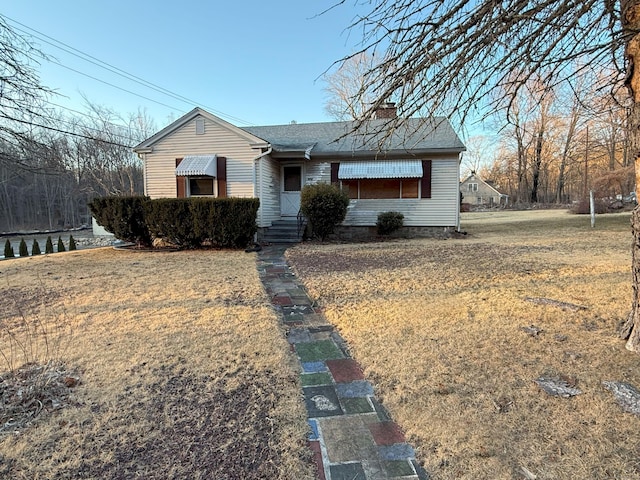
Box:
[421,160,432,199]
[176,158,186,198]
[217,156,227,198]
[330,162,339,184]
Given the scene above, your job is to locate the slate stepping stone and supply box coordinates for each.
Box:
[296,340,345,362]
[301,372,333,386]
[341,397,374,414]
[369,421,406,446]
[378,443,416,461]
[329,462,366,480]
[336,380,374,398]
[302,361,329,373]
[326,358,365,383]
[383,460,416,477]
[303,385,343,418]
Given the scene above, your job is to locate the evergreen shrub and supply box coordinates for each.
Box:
[376,211,404,235]
[57,237,66,252]
[300,183,350,240]
[4,239,15,258]
[32,239,41,256]
[45,236,54,254]
[19,239,29,257]
[69,235,77,251]
[88,196,152,247]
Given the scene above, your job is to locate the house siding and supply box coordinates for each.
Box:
[342,158,460,227]
[257,155,281,227]
[143,115,256,199]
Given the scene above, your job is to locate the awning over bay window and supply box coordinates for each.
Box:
[175,155,217,176]
[338,160,423,179]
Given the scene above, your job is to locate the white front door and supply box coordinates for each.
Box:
[281,165,302,216]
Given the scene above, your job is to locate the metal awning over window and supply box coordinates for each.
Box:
[175,155,217,176]
[338,160,423,179]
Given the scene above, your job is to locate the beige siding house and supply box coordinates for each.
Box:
[133,107,466,241]
[460,172,508,207]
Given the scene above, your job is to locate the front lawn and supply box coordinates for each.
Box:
[0,248,313,479]
[286,210,640,479]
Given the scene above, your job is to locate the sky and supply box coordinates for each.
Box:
[2,1,370,138]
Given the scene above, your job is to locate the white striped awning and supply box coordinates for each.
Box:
[338,160,423,180]
[175,155,217,176]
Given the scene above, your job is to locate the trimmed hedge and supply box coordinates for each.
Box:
[90,195,259,249]
[88,196,153,247]
[146,197,259,249]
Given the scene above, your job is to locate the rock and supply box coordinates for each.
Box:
[603,381,640,416]
[535,376,582,397]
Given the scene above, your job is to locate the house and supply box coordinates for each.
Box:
[460,171,508,207]
[133,106,465,242]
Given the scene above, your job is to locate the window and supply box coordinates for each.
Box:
[468,183,478,192]
[189,177,215,196]
[341,179,419,199]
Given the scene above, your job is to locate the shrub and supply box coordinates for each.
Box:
[146,197,259,249]
[377,211,404,235]
[570,197,609,215]
[19,239,29,257]
[88,196,152,247]
[45,236,54,254]
[57,236,66,252]
[145,198,200,248]
[4,239,15,258]
[300,183,350,240]
[31,239,41,256]
[69,235,77,251]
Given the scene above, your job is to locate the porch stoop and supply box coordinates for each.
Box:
[261,218,306,244]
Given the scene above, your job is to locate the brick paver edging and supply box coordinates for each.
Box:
[256,246,429,480]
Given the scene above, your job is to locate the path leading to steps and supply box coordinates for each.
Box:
[256,245,429,480]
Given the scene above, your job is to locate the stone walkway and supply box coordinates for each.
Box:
[256,245,429,480]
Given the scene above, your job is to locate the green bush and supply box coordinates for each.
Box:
[300,183,350,240]
[19,239,29,257]
[145,197,259,249]
[32,239,41,256]
[4,239,15,258]
[57,236,66,252]
[69,235,77,251]
[377,211,404,235]
[88,196,152,247]
[45,236,54,254]
[145,198,200,248]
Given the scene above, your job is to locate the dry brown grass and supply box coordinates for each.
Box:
[0,248,313,479]
[286,209,640,479]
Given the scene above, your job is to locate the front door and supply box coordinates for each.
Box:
[281,165,302,216]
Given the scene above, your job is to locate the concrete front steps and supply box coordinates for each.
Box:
[261,218,306,244]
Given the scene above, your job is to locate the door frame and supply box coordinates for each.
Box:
[280,163,303,217]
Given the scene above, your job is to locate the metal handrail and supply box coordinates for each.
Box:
[296,209,306,238]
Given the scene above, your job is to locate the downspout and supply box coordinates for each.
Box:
[253,146,272,230]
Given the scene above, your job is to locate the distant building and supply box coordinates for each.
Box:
[460,172,508,207]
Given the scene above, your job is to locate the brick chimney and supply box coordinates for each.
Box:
[373,102,397,119]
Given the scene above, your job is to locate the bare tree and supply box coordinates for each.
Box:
[0,16,52,163]
[335,0,640,352]
[323,52,377,121]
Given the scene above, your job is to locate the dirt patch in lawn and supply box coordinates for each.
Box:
[0,248,313,479]
[287,210,640,479]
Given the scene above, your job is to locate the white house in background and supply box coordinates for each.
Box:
[460,171,508,207]
[133,106,466,241]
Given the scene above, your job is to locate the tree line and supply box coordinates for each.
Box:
[0,105,153,232]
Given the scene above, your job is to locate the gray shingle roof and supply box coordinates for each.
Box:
[241,117,464,157]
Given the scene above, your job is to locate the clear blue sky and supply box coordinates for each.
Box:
[2,1,367,134]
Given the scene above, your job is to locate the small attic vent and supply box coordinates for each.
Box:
[195,118,205,135]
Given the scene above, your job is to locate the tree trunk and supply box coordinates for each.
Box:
[622,0,640,352]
